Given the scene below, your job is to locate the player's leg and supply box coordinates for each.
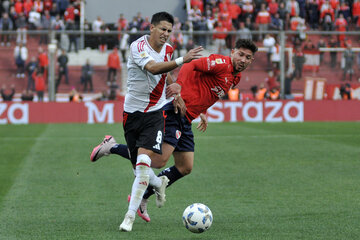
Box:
[90,135,118,162]
[173,151,194,176]
[120,148,169,231]
[120,148,152,231]
[91,137,173,167]
[142,151,193,199]
[131,142,174,222]
[120,110,169,231]
[142,114,194,201]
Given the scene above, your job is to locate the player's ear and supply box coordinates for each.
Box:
[150,24,155,33]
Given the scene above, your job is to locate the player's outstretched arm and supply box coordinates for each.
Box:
[196,113,208,132]
[144,46,203,75]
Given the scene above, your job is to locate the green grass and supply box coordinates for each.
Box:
[0,122,360,240]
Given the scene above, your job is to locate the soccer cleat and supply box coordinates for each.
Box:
[127,195,151,222]
[154,176,169,208]
[119,213,135,232]
[90,135,116,162]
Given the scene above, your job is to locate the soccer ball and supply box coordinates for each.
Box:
[182,203,213,233]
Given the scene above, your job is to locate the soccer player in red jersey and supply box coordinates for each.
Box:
[91,39,257,223]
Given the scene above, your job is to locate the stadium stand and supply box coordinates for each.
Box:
[0,0,359,101]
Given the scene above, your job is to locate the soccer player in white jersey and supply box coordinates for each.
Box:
[91,12,202,232]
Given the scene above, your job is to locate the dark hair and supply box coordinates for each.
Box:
[234,39,258,54]
[151,11,174,26]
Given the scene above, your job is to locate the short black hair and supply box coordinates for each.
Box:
[234,39,258,54]
[151,11,174,26]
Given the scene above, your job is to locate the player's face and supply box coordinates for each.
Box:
[231,48,254,73]
[150,20,173,48]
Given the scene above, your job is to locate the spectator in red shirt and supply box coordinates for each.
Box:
[256,3,271,40]
[23,0,33,16]
[107,47,121,85]
[64,3,79,22]
[329,0,339,13]
[353,0,360,24]
[334,14,347,46]
[43,0,53,12]
[33,70,45,102]
[268,0,279,17]
[191,0,204,12]
[265,70,278,90]
[14,0,24,15]
[213,21,228,54]
[228,0,241,29]
[38,47,48,77]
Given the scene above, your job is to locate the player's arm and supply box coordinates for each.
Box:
[166,73,187,116]
[144,46,203,75]
[166,72,174,85]
[196,113,208,132]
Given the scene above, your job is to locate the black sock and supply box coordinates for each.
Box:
[143,166,184,199]
[110,144,130,160]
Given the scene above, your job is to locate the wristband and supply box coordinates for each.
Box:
[175,57,184,66]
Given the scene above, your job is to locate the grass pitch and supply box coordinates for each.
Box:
[0,122,359,240]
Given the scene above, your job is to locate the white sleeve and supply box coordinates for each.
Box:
[130,42,154,70]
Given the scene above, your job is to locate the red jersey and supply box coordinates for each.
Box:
[38,53,48,67]
[107,52,121,69]
[14,2,24,14]
[177,54,241,121]
[32,72,45,91]
[335,18,347,31]
[353,2,360,17]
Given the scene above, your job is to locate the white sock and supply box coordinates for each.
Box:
[128,154,151,214]
[148,168,162,188]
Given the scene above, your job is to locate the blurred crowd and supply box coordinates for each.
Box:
[0,0,359,101]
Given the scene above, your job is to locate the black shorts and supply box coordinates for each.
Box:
[163,103,195,152]
[123,110,165,164]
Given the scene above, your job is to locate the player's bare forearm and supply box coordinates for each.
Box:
[166,73,174,85]
[166,83,181,98]
[144,46,203,75]
[145,60,179,75]
[196,113,208,132]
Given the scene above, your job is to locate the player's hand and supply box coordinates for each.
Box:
[196,113,208,132]
[183,46,203,63]
[166,83,181,98]
[173,94,186,116]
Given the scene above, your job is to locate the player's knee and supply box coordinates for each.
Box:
[179,165,192,176]
[136,154,151,166]
[150,155,169,169]
[136,154,151,173]
[183,166,192,175]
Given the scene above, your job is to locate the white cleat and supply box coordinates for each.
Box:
[154,176,169,208]
[90,135,116,162]
[119,213,135,232]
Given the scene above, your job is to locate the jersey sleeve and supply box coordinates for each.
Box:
[130,41,155,70]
